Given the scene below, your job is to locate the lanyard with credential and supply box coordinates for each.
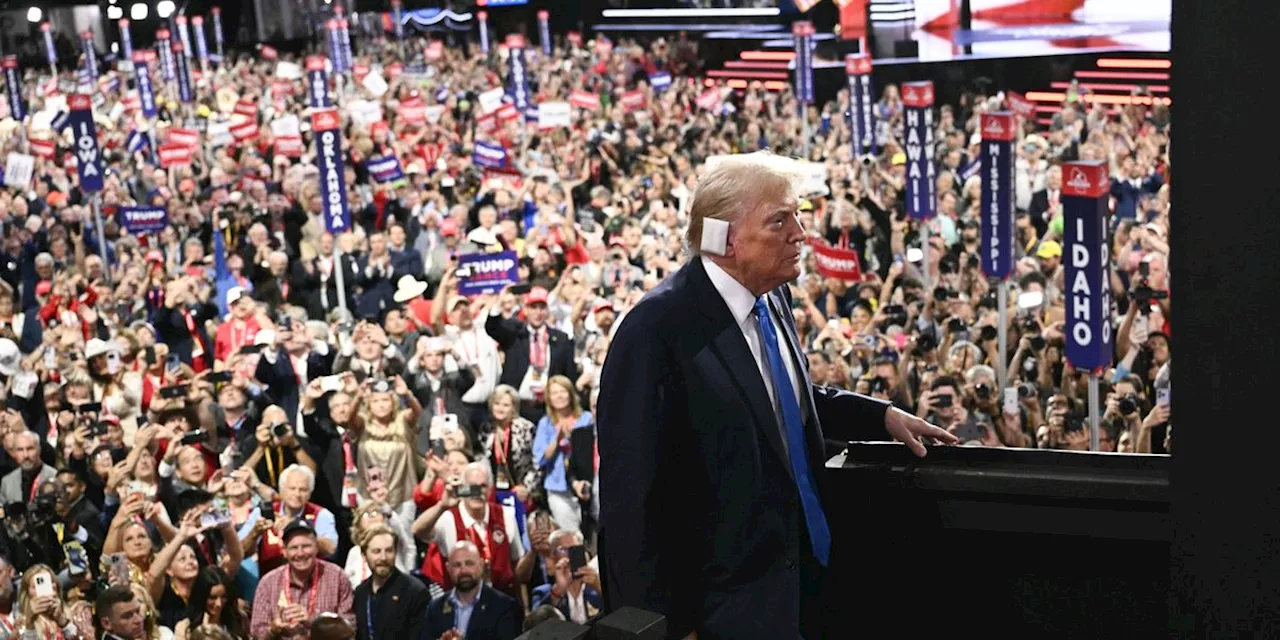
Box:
[365,591,375,639]
[283,564,321,616]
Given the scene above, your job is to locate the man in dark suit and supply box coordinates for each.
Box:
[484,286,576,424]
[152,277,218,371]
[255,322,333,424]
[1027,164,1063,239]
[409,336,477,452]
[354,526,429,640]
[425,541,523,640]
[597,152,956,640]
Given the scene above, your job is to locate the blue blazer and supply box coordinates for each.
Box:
[597,258,891,639]
[424,586,523,640]
[530,583,604,622]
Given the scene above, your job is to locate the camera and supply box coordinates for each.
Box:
[271,422,291,439]
[1021,316,1041,333]
[933,393,954,409]
[1118,393,1140,416]
[869,377,890,394]
[974,383,993,400]
[933,287,951,302]
[879,305,908,329]
[454,484,485,499]
[1029,335,1047,351]
[180,430,207,446]
[1129,261,1168,312]
[1017,382,1038,398]
[966,253,980,270]
[912,331,938,356]
[979,325,998,343]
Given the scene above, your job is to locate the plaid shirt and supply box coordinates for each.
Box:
[250,559,355,639]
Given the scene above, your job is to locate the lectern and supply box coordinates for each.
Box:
[825,443,1170,636]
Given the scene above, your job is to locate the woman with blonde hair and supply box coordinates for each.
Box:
[478,385,538,508]
[342,500,416,586]
[129,583,174,640]
[17,564,85,640]
[532,375,594,533]
[351,376,422,522]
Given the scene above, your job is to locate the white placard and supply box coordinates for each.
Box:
[795,160,829,196]
[478,87,505,114]
[362,72,388,98]
[424,104,446,124]
[107,101,126,123]
[4,153,35,190]
[207,121,233,148]
[347,100,383,125]
[275,61,303,80]
[271,115,300,138]
[537,101,571,128]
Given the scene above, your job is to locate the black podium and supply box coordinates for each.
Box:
[825,443,1170,637]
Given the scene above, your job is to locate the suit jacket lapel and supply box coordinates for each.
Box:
[689,261,792,481]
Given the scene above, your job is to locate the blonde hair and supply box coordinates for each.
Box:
[544,375,582,424]
[684,151,804,257]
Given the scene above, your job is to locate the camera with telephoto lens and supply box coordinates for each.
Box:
[1118,394,1140,416]
[271,422,290,439]
[974,383,993,400]
[1129,262,1168,312]
[869,377,890,395]
[912,331,939,356]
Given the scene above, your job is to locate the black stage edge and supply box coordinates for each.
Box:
[1170,0,1280,637]
[826,443,1169,637]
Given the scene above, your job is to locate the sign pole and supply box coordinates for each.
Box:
[333,246,348,318]
[41,23,57,81]
[91,194,111,286]
[1088,374,1101,452]
[792,21,814,159]
[997,284,1008,390]
[391,0,404,60]
[921,225,931,293]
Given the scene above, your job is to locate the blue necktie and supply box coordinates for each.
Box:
[753,297,831,566]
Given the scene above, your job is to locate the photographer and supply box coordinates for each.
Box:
[238,405,317,491]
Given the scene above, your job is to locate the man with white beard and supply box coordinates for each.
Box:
[353,525,429,640]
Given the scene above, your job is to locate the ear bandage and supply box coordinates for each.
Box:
[700,218,729,256]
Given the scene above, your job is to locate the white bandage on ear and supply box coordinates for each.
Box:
[700,217,730,256]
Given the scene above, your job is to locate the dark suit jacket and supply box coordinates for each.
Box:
[424,586,523,640]
[484,314,577,390]
[410,367,476,453]
[153,301,218,370]
[353,569,430,640]
[1027,189,1052,239]
[597,258,891,639]
[254,347,334,422]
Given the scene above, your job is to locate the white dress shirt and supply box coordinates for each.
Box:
[701,257,805,447]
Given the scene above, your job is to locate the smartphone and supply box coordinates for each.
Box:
[365,466,384,485]
[509,283,532,296]
[77,401,103,414]
[430,438,447,458]
[43,348,56,370]
[1002,388,1019,415]
[953,419,986,443]
[127,480,147,499]
[259,502,275,521]
[107,553,132,585]
[906,247,924,263]
[568,545,588,574]
[159,384,189,399]
[208,370,234,384]
[1017,290,1045,310]
[240,344,267,355]
[320,375,344,393]
[200,508,232,529]
[434,413,460,434]
[65,544,88,576]
[454,265,473,279]
[33,572,54,598]
[1156,387,1170,408]
[166,353,181,373]
[180,430,207,445]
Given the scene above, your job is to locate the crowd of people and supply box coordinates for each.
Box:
[0,16,1171,640]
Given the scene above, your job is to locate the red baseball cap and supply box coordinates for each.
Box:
[525,286,549,306]
[440,218,460,237]
[35,281,52,297]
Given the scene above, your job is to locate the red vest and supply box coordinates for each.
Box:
[422,503,516,598]
[258,501,323,575]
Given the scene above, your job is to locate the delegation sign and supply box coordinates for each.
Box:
[1062,160,1113,374]
[979,112,1015,279]
[313,108,351,233]
[902,81,936,220]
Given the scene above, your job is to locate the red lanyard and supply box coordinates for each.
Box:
[28,475,40,503]
[493,425,511,466]
[283,564,321,616]
[435,396,445,416]
[341,433,357,473]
